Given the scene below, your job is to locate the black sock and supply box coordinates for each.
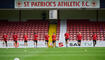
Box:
[78,44,80,46]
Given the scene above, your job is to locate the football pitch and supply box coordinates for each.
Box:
[0,47,105,60]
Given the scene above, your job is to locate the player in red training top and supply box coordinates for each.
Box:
[34,33,38,48]
[45,33,49,47]
[77,32,82,46]
[23,33,28,48]
[92,32,97,47]
[64,31,70,47]
[52,33,56,48]
[3,33,8,47]
[13,33,18,47]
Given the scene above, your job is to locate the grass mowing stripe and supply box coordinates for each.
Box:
[0,47,105,60]
[0,54,105,56]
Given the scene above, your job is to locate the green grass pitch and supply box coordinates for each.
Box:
[0,47,105,60]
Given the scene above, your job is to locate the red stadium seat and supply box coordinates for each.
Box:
[0,20,48,41]
[67,20,105,41]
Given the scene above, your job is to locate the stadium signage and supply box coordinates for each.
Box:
[15,0,100,8]
[69,43,78,46]
[0,41,105,48]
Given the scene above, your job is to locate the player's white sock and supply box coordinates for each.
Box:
[34,45,36,48]
[66,44,68,47]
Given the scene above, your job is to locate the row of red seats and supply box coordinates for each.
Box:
[67,20,105,41]
[0,20,49,41]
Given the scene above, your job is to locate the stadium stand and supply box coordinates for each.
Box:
[67,20,105,41]
[0,20,105,41]
[0,20,48,41]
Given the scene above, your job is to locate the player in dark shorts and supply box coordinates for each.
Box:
[13,33,18,47]
[34,33,38,48]
[64,31,70,47]
[52,33,56,48]
[23,33,28,48]
[92,32,97,47]
[45,33,49,47]
[77,32,82,46]
[3,33,8,47]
